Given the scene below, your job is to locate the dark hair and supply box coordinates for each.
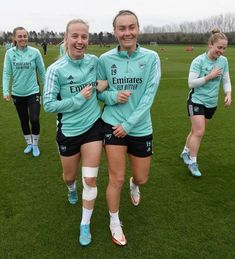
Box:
[112,10,139,29]
[12,27,28,46]
[208,28,227,45]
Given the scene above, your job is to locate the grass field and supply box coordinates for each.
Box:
[0,44,235,259]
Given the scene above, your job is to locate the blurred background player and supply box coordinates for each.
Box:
[2,26,45,157]
[180,28,232,177]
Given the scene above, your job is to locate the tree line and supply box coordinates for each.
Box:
[1,13,235,46]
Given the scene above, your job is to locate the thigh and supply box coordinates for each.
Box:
[105,145,127,176]
[190,115,206,133]
[129,154,151,183]
[13,96,29,119]
[81,141,103,167]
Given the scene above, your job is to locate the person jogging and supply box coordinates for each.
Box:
[97,10,161,246]
[2,26,45,157]
[43,18,107,246]
[180,28,232,177]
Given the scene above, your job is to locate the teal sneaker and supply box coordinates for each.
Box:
[68,190,78,204]
[188,163,202,177]
[24,144,32,154]
[79,224,91,246]
[32,145,40,157]
[180,152,191,165]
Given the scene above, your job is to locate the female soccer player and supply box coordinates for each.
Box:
[97,10,161,245]
[180,28,232,177]
[2,27,45,157]
[43,19,107,246]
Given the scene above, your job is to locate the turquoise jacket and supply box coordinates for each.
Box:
[43,54,101,137]
[98,44,161,136]
[2,45,45,97]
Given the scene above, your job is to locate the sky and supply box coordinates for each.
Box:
[0,0,234,33]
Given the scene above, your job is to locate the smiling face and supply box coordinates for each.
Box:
[13,29,28,49]
[114,13,140,54]
[208,39,228,61]
[65,21,89,60]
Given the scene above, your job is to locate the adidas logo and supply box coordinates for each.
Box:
[67,75,74,80]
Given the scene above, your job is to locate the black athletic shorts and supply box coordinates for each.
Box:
[102,121,153,157]
[187,100,217,119]
[56,118,103,156]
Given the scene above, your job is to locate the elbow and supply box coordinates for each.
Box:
[43,102,54,113]
[188,80,194,89]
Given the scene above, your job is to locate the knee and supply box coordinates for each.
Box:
[134,176,148,185]
[63,173,75,184]
[82,177,97,201]
[109,174,125,189]
[192,128,205,138]
[83,177,96,187]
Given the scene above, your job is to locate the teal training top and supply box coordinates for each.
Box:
[188,52,229,108]
[2,45,45,97]
[43,53,101,137]
[97,44,161,137]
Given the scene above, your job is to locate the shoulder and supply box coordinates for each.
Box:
[84,53,98,62]
[28,46,41,55]
[99,48,116,59]
[138,47,160,62]
[191,53,205,66]
[47,57,68,74]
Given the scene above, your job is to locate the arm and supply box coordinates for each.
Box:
[222,72,232,106]
[188,67,222,89]
[121,54,161,134]
[35,50,46,84]
[2,51,12,100]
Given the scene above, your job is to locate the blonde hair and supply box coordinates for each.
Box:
[112,10,139,29]
[208,28,227,45]
[64,18,89,53]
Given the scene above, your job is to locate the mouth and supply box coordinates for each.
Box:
[74,45,84,51]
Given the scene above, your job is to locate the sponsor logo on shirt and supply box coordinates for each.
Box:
[112,76,143,91]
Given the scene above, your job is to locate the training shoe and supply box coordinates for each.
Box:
[32,145,40,157]
[79,224,91,246]
[130,177,140,206]
[180,152,191,165]
[68,190,78,204]
[188,162,202,177]
[110,222,127,246]
[24,144,32,154]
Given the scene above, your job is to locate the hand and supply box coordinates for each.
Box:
[207,67,222,80]
[112,125,127,138]
[96,80,108,92]
[117,91,132,103]
[80,85,93,99]
[3,95,11,101]
[224,92,232,107]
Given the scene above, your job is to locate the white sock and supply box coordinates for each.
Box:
[130,178,139,192]
[189,156,197,163]
[67,180,77,192]
[183,146,190,154]
[109,211,120,225]
[24,135,32,145]
[32,134,40,146]
[81,207,93,225]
